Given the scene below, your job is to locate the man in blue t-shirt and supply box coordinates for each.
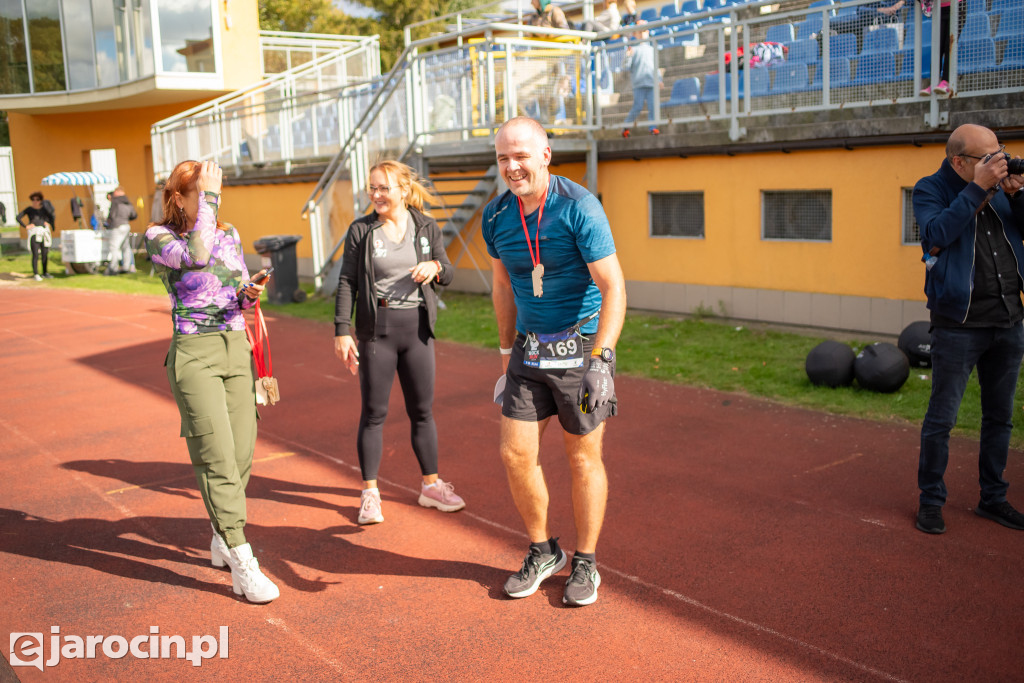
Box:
[483,116,626,607]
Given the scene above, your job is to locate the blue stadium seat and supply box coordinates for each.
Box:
[770,62,811,92]
[699,71,745,101]
[994,8,1024,39]
[965,0,989,14]
[957,37,997,72]
[811,55,853,85]
[830,4,861,33]
[862,26,900,54]
[852,50,898,83]
[766,23,795,44]
[809,0,835,12]
[670,23,701,46]
[903,18,932,48]
[665,77,701,107]
[680,0,701,14]
[796,16,824,40]
[990,0,1023,13]
[660,3,681,20]
[750,67,771,95]
[960,13,993,39]
[999,33,1024,66]
[831,32,858,57]
[640,8,660,22]
[607,45,627,73]
[788,38,820,65]
[897,43,932,78]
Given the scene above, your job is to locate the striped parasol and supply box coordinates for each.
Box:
[41,171,117,186]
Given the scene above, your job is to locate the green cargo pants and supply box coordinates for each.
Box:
[166,330,257,549]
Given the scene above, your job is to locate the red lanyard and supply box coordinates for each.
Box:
[245,299,272,378]
[517,188,547,268]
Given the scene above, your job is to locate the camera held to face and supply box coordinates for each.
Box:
[987,152,1024,175]
[1006,155,1024,176]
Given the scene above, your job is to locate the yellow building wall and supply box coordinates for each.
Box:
[9,102,210,233]
[217,181,356,261]
[219,0,263,90]
[598,145,940,303]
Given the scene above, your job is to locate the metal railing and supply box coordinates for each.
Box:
[150,32,380,181]
[151,0,1023,288]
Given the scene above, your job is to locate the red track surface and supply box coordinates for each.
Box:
[1,286,1022,682]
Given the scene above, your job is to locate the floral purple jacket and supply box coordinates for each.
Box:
[145,191,254,335]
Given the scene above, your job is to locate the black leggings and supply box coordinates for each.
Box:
[356,307,438,482]
[30,236,49,275]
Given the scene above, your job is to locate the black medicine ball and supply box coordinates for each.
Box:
[898,321,932,368]
[854,342,910,393]
[806,340,856,387]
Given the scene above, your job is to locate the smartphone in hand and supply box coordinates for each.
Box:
[250,267,274,284]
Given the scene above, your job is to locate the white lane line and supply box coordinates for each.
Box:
[265,617,347,675]
[260,430,908,683]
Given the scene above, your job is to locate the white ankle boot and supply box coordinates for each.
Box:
[211,530,230,568]
[226,543,279,603]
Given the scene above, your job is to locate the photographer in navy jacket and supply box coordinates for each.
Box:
[912,124,1024,534]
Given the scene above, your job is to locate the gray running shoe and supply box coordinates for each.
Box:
[503,541,567,598]
[563,557,601,606]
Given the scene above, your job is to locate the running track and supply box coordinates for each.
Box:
[1,286,1022,682]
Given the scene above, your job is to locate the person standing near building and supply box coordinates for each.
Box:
[622,23,660,138]
[913,124,1024,534]
[146,159,279,603]
[333,160,465,526]
[105,186,138,274]
[484,116,626,606]
[17,191,56,281]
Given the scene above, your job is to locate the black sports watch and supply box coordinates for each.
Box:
[593,347,615,363]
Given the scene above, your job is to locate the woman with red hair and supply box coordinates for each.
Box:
[145,160,278,603]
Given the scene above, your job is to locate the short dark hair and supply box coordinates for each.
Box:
[29,191,43,201]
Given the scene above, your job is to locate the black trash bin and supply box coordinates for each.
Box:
[252,234,306,304]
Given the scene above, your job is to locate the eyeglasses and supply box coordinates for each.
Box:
[959,144,1005,161]
[367,185,392,196]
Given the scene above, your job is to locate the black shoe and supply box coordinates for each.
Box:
[975,500,1024,530]
[916,504,946,534]
[503,540,567,598]
[563,556,601,606]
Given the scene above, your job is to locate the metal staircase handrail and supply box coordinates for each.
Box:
[301,43,418,217]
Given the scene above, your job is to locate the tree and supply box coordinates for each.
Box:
[259,0,488,72]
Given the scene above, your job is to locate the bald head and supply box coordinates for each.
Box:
[946,124,996,162]
[496,117,548,149]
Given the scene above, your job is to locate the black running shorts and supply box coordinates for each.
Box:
[501,332,617,435]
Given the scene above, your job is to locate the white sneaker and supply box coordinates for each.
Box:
[226,543,279,603]
[358,488,384,525]
[33,274,42,281]
[210,525,230,568]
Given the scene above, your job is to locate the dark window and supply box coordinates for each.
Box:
[26,0,65,92]
[649,191,704,238]
[902,187,920,245]
[762,190,832,241]
[0,0,29,94]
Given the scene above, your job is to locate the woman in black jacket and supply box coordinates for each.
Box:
[333,160,465,525]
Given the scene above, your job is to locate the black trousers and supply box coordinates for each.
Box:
[30,236,49,275]
[355,307,438,482]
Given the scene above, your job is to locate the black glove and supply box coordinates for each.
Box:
[577,356,614,413]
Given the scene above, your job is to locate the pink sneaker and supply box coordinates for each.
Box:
[418,479,466,512]
[919,85,932,96]
[933,80,950,95]
[358,488,384,525]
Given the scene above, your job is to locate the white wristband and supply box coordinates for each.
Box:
[500,347,513,355]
